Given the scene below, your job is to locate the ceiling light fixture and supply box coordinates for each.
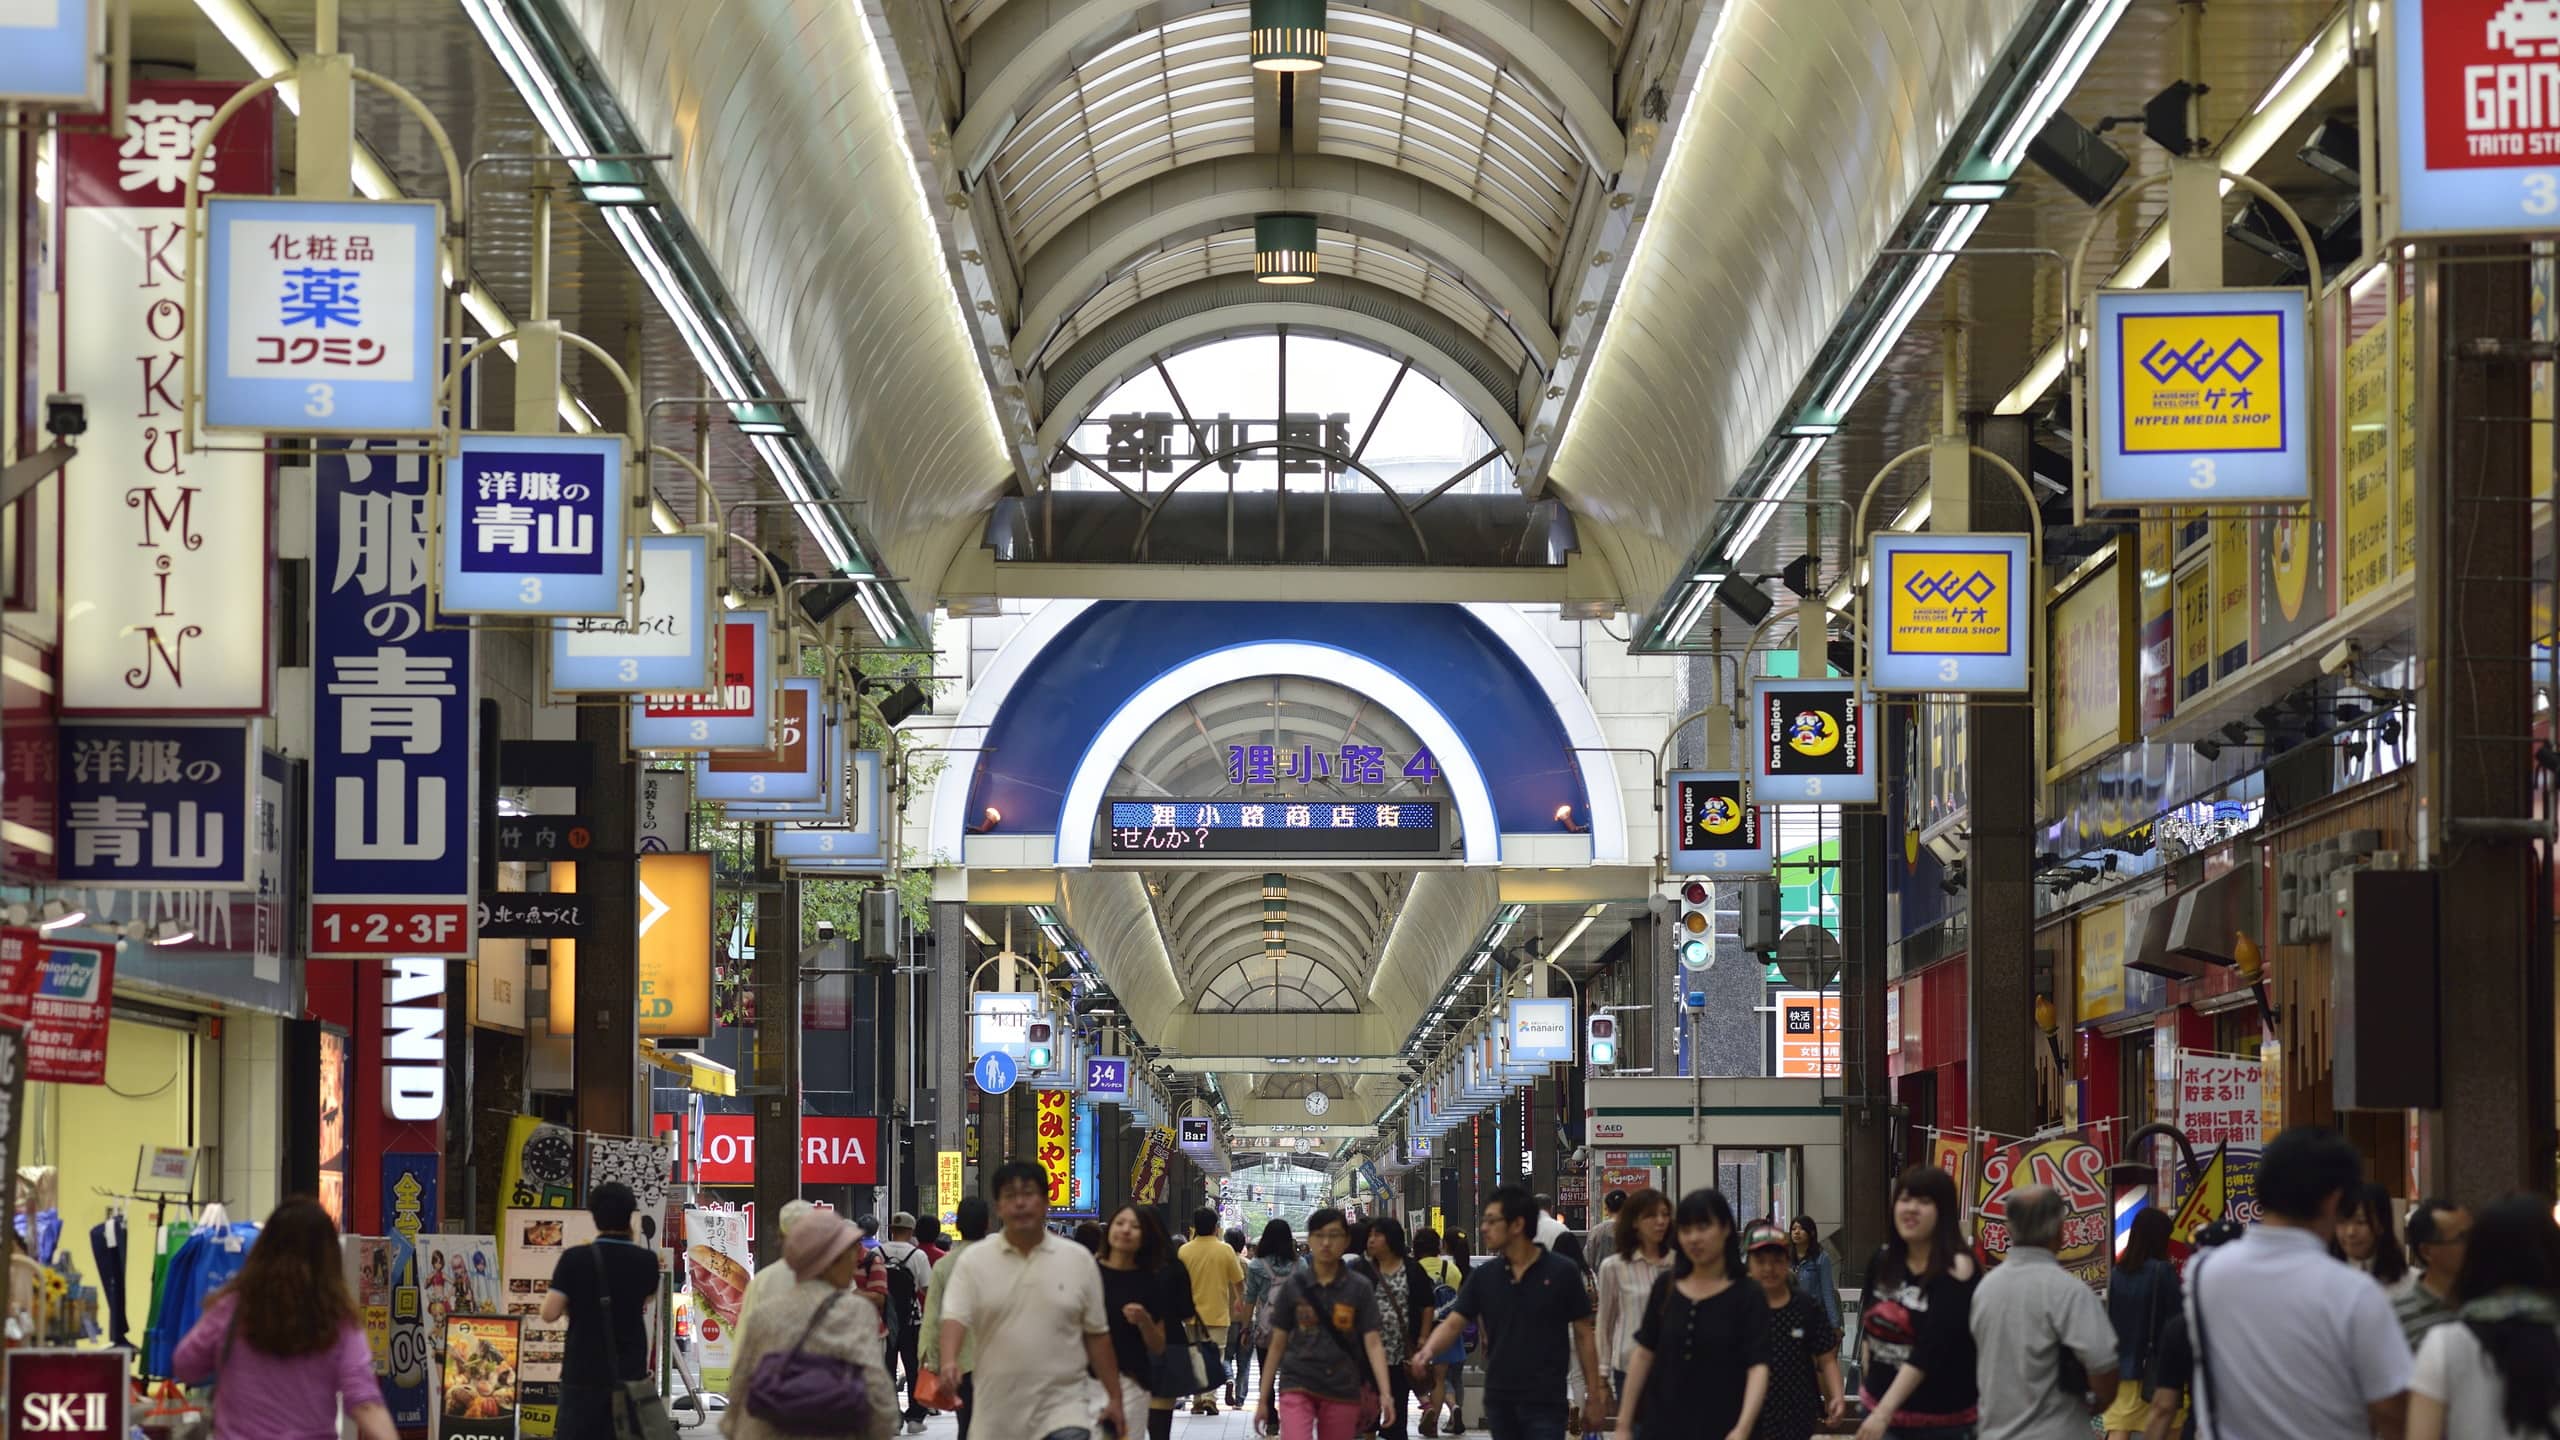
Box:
[1984,0,2138,169]
[1254,213,1321,283]
[1249,0,1327,71]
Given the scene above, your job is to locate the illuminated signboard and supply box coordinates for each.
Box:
[2387,0,2560,237]
[1666,771,1769,876]
[1102,799,1443,856]
[1868,531,2032,693]
[1750,677,1875,805]
[2091,288,2310,505]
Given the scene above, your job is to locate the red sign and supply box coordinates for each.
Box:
[643,621,757,718]
[5,1350,128,1440]
[652,1113,879,1186]
[22,939,112,1084]
[2424,0,2560,170]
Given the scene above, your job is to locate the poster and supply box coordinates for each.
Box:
[2137,519,2176,729]
[345,1234,430,1429]
[23,938,113,1084]
[2259,1036,2283,1142]
[2212,520,2250,679]
[2168,1144,2263,1246]
[498,1116,578,1210]
[383,1153,439,1243]
[2045,551,2129,776]
[2174,563,2213,703]
[1772,991,1840,1078]
[1974,1130,2110,1288]
[318,1027,349,1225]
[584,1135,676,1246]
[501,1207,598,1438]
[418,1234,501,1360]
[438,1315,522,1440]
[1594,1148,1676,1205]
[1129,1126,1173,1204]
[681,1208,752,1390]
[2173,1049,2264,1152]
[2341,310,2395,609]
[1927,1132,1975,1202]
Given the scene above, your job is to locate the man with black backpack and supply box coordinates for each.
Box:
[880,1212,933,1434]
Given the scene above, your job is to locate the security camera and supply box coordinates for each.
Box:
[2320,639,2361,678]
[44,394,85,439]
[816,919,836,942]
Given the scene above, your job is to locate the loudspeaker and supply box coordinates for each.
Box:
[2025,111,2129,206]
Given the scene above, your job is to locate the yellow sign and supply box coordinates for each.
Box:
[2342,314,2393,607]
[2175,564,2212,701]
[2397,292,2417,577]
[1885,546,2013,654]
[937,1150,963,1227]
[547,854,714,1037]
[2046,550,2129,773]
[2118,309,2288,454]
[2169,1145,2230,1247]
[2260,1038,2283,1144]
[1035,1089,1073,1207]
[2076,901,2126,1024]
[2212,520,2250,675]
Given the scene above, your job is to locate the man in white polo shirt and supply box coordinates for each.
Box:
[2185,1127,2411,1440]
[937,1159,1127,1440]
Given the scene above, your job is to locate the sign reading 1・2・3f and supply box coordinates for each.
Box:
[201,197,444,434]
[439,433,631,617]
[2090,287,2310,505]
[1868,531,2032,693]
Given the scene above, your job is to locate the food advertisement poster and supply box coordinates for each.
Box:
[419,1235,501,1361]
[437,1315,522,1440]
[682,1208,752,1389]
[502,1207,598,1437]
[344,1234,431,1429]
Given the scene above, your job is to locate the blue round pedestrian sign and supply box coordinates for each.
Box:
[974,1049,1018,1096]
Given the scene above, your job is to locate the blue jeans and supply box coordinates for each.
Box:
[1480,1395,1568,1440]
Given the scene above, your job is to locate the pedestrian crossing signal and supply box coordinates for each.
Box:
[1026,1020,1055,1071]
[1587,1014,1617,1068]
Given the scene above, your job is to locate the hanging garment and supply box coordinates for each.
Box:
[91,1214,128,1350]
[143,1221,256,1378]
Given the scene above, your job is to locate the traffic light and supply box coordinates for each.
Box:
[1678,880,1713,970]
[1586,1013,1617,1069]
[1025,1020,1055,1072]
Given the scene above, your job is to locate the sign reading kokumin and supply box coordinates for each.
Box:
[203,197,443,434]
[2389,0,2560,236]
[1750,678,1874,805]
[57,720,256,889]
[2092,288,2311,504]
[1868,532,2031,693]
[1667,771,1770,875]
[439,434,628,616]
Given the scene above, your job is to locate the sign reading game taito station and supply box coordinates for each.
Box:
[2387,0,2560,236]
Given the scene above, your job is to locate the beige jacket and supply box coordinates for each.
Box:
[720,1276,899,1440]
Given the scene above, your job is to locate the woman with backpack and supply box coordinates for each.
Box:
[1239,1220,1299,1413]
[171,1197,395,1440]
[2407,1193,2560,1440]
[1412,1228,1467,1437]
[2102,1208,2179,1440]
[723,1210,900,1440]
[1596,1189,1675,1400]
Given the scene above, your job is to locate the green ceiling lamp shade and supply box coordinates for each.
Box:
[1249,0,1327,71]
[1254,213,1321,284]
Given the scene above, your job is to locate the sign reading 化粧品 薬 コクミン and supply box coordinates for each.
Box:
[203,197,444,435]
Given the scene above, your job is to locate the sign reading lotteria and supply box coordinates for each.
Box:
[60,81,277,716]
[2090,288,2310,504]
[1667,771,1770,875]
[202,197,443,434]
[1506,997,1574,1063]
[1868,532,2032,693]
[57,720,257,889]
[631,609,774,752]
[2388,0,2560,236]
[1751,677,1875,805]
[438,433,629,616]
[0,0,104,107]
[548,531,715,694]
[649,1112,880,1185]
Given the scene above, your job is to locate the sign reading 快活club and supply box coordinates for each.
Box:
[438,433,630,617]
[1750,677,1875,805]
[202,197,444,434]
[1867,532,2033,693]
[1666,771,1769,876]
[2090,288,2311,505]
[2386,0,2560,237]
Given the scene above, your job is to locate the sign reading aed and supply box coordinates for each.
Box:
[1750,678,1875,805]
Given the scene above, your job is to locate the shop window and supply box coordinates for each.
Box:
[2211,1009,2263,1060]
[2118,1030,2158,1135]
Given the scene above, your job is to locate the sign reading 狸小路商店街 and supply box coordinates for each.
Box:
[438,433,631,617]
[56,721,259,890]
[1866,531,2033,694]
[2090,288,2311,506]
[59,81,279,716]
[202,197,444,435]
[2387,0,2560,238]
[1101,799,1442,857]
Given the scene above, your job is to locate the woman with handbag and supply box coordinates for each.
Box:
[2101,1209,2178,1440]
[723,1211,899,1440]
[1239,1220,1299,1412]
[172,1197,396,1440]
[1098,1205,1199,1440]
[1260,1208,1395,1440]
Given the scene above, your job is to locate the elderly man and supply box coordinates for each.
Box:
[1968,1186,2118,1440]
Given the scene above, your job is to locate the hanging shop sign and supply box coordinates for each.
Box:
[437,1315,523,1440]
[970,991,1044,1059]
[1749,677,1875,805]
[2090,288,2311,505]
[698,678,822,803]
[771,750,886,868]
[1666,770,1769,876]
[631,609,774,752]
[1867,532,2032,693]
[382,1153,438,1243]
[492,816,593,863]
[23,937,114,1085]
[60,81,276,715]
[1084,1055,1130,1100]
[644,1113,879,1186]
[547,532,716,695]
[1035,1089,1075,1208]
[2044,547,2137,781]
[2385,0,2560,237]
[717,715,848,823]
[202,197,443,434]
[636,770,690,853]
[56,720,257,888]
[1100,798,1442,857]
[3,1351,128,1440]
[1177,1116,1213,1150]
[2174,1049,2265,1153]
[312,441,476,960]
[438,434,630,617]
[0,0,104,107]
[635,852,713,1036]
[477,894,591,941]
[1507,997,1574,1064]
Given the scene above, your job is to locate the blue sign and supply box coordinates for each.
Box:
[381,1152,439,1243]
[1103,799,1441,856]
[1225,743,1439,787]
[548,532,715,694]
[0,0,102,107]
[2389,0,2560,238]
[312,441,475,959]
[973,1049,1019,1096]
[773,752,887,871]
[57,720,257,888]
[1506,997,1575,1063]
[2090,288,2310,505]
[1866,531,2033,693]
[1667,770,1771,876]
[203,197,443,435]
[1084,1056,1130,1100]
[439,433,628,616]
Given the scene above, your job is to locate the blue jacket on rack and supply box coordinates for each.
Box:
[144,1222,258,1378]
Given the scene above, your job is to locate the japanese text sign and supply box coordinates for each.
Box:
[2388,0,2560,236]
[1667,770,1769,875]
[1506,997,1574,1063]
[2047,550,2134,774]
[311,442,474,959]
[60,81,276,716]
[549,531,715,694]
[1975,1130,2111,1287]
[439,433,629,616]
[57,720,256,888]
[1750,677,1875,805]
[632,609,773,752]
[204,197,442,434]
[23,938,114,1085]
[1224,741,1439,789]
[1774,990,1841,1078]
[635,852,713,1036]
[971,991,1043,1059]
[2174,1049,2264,1152]
[0,0,102,107]
[1868,531,2032,693]
[1036,1089,1074,1206]
[1084,1055,1130,1100]
[719,717,849,822]
[2092,288,2311,504]
[698,678,822,803]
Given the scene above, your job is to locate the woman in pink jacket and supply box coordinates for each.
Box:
[175,1197,396,1440]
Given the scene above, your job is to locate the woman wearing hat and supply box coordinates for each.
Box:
[724,1212,902,1440]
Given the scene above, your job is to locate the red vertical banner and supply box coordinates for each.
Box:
[1035,1088,1072,1207]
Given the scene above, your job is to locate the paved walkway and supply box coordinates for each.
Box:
[899,1398,1482,1439]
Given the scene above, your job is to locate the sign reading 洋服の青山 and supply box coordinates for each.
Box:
[438,433,629,617]
[1666,771,1769,876]
[57,720,258,889]
[631,609,774,753]
[1867,532,2032,693]
[1506,998,1574,1064]
[1749,678,1875,805]
[202,197,443,434]
[1102,799,1442,857]
[59,81,277,716]
[2090,288,2312,505]
[311,442,475,960]
[548,532,715,695]
[0,0,105,107]
[2387,0,2560,237]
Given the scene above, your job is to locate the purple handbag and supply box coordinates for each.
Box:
[744,1290,871,1431]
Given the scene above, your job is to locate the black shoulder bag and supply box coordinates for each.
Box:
[584,1242,677,1440]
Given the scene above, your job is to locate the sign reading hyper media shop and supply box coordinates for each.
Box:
[2389,0,2560,236]
[2091,288,2311,505]
[649,1113,879,1185]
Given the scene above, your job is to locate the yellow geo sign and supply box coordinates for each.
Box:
[2093,288,2311,505]
[1868,532,2031,693]
[2118,311,2286,453]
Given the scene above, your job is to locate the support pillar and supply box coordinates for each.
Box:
[1963,414,2039,1141]
[2420,255,2556,1196]
[572,704,641,1145]
[750,870,804,1267]
[1839,808,1894,1265]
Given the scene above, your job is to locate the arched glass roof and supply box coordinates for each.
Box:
[991,7,1584,260]
[1053,333,1517,496]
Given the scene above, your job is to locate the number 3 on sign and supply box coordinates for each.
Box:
[305,382,335,418]
[2527,173,2560,217]
[2187,457,2218,491]
[1938,658,1960,683]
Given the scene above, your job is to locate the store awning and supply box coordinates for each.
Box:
[641,1041,737,1097]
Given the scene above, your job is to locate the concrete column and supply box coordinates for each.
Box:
[750,873,804,1267]
[573,704,642,1144]
[1963,414,2040,1140]
[1838,809,1893,1265]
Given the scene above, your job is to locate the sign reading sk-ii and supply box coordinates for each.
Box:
[439,434,629,616]
[59,81,276,715]
[1750,677,1875,805]
[2091,288,2310,505]
[57,720,257,889]
[202,198,442,434]
[312,442,475,959]
[2388,0,2560,236]
[1868,532,2032,693]
[632,609,774,752]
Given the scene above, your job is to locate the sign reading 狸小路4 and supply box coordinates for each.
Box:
[2090,288,2310,505]
[202,197,443,435]
[2386,0,2560,237]
[1867,531,2032,693]
[439,433,629,616]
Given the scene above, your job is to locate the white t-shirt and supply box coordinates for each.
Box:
[2412,1320,2560,1440]
[2187,1225,2412,1440]
[940,1230,1109,1437]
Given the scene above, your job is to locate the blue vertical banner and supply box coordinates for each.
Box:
[311,441,476,958]
[201,197,444,434]
[438,434,629,617]
[56,720,257,888]
[382,1152,440,1243]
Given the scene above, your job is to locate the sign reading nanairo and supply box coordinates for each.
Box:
[2092,288,2311,504]
[1749,678,1874,805]
[1667,771,1769,876]
[2387,0,2560,237]
[1868,532,2031,692]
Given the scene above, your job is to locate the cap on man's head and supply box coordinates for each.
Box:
[1743,1222,1789,1255]
[890,1211,916,1231]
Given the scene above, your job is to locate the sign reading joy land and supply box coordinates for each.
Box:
[1750,677,1875,805]
[2388,0,2560,236]
[2091,288,2311,505]
[203,197,443,434]
[1666,770,1769,876]
[1868,532,2032,693]
[439,433,629,616]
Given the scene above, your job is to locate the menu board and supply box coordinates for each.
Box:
[501,1207,598,1438]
